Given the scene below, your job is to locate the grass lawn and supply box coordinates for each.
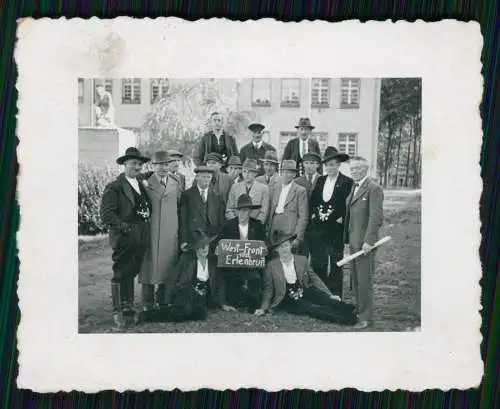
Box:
[79,192,421,333]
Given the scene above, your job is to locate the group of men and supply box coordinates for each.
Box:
[100,113,384,331]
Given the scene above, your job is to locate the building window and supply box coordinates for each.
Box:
[340,78,360,108]
[78,79,84,103]
[311,132,329,154]
[279,131,297,157]
[251,79,271,106]
[280,79,300,107]
[338,133,358,156]
[311,78,330,107]
[121,78,141,104]
[150,78,169,103]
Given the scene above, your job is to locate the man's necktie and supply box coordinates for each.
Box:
[350,183,359,205]
[246,184,251,195]
[202,190,207,202]
[161,178,166,187]
[301,140,307,157]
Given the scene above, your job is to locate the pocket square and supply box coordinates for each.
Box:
[336,217,343,224]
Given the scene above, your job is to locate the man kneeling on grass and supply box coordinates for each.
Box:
[152,229,233,323]
[254,231,357,325]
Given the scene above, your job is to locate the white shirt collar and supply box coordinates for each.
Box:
[196,258,209,282]
[125,176,141,193]
[280,257,297,284]
[238,223,249,238]
[197,184,208,195]
[253,141,263,149]
[355,176,368,187]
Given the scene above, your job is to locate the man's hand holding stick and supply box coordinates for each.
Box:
[337,236,392,267]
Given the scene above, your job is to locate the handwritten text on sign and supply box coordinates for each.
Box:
[216,240,268,268]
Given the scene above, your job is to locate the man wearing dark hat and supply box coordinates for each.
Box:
[167,149,186,191]
[205,152,233,201]
[226,159,269,225]
[226,155,243,184]
[267,160,308,256]
[295,151,321,198]
[282,118,321,174]
[309,147,354,298]
[253,231,357,325]
[239,123,277,176]
[157,229,233,322]
[256,150,282,188]
[193,112,239,167]
[220,194,267,312]
[100,147,152,329]
[139,151,181,319]
[179,165,226,257]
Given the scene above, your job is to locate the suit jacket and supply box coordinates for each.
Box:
[294,173,319,198]
[256,173,282,189]
[260,255,333,310]
[170,172,186,191]
[309,173,354,245]
[100,173,152,249]
[239,142,276,176]
[344,178,384,249]
[211,171,233,201]
[193,131,239,166]
[179,185,226,246]
[282,137,321,171]
[221,217,266,242]
[170,252,227,307]
[226,181,270,224]
[267,181,308,242]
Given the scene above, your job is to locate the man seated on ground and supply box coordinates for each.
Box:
[254,231,357,325]
[153,229,233,323]
[220,194,266,313]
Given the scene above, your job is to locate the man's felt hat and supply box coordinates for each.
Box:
[294,117,315,129]
[242,159,259,172]
[116,147,150,165]
[190,229,218,250]
[227,155,242,167]
[260,150,279,164]
[302,152,321,163]
[151,150,175,164]
[234,193,262,210]
[281,160,298,172]
[322,146,350,163]
[205,152,224,164]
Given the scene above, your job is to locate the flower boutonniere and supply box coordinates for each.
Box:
[287,282,304,301]
[317,204,335,222]
[193,280,208,296]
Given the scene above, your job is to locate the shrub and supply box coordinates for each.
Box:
[78,163,119,235]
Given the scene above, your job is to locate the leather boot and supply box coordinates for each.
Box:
[139,284,155,322]
[111,282,125,330]
[122,279,138,325]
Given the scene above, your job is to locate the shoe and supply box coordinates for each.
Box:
[353,320,370,330]
[113,311,126,330]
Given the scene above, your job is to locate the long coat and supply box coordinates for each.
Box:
[225,181,269,224]
[239,142,276,176]
[267,181,309,243]
[140,174,181,285]
[179,185,226,247]
[282,137,321,172]
[193,131,239,166]
[260,255,333,310]
[309,172,354,246]
[344,178,384,249]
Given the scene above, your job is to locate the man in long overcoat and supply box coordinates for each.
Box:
[100,147,152,329]
[139,151,181,317]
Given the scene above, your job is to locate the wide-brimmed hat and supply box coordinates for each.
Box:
[322,146,350,163]
[234,194,262,210]
[268,230,297,251]
[302,152,321,163]
[194,165,216,174]
[116,147,150,165]
[260,150,279,164]
[294,117,315,129]
[167,149,183,159]
[242,159,259,172]
[190,229,218,250]
[248,123,265,133]
[205,152,223,164]
[227,155,242,167]
[151,150,175,164]
[281,160,298,173]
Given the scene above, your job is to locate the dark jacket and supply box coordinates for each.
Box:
[100,173,152,249]
[211,171,233,202]
[282,137,321,172]
[179,185,226,246]
[294,173,320,198]
[308,172,354,245]
[221,217,266,242]
[193,131,239,166]
[239,142,276,176]
[170,252,227,307]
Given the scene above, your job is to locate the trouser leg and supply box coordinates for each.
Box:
[352,252,374,322]
[327,251,344,298]
[142,284,155,310]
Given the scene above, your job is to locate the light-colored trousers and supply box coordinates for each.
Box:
[350,247,375,322]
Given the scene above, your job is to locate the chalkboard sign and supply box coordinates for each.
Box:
[215,239,268,269]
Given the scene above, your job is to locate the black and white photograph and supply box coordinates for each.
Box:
[17,19,482,391]
[78,77,422,333]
